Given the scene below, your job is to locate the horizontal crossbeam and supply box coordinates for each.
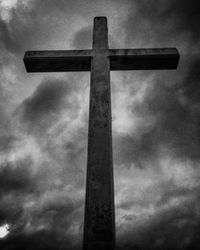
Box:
[109,48,179,70]
[24,50,92,72]
[24,48,179,72]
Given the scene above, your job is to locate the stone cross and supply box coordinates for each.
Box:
[23,16,179,250]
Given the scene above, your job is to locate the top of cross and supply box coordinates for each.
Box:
[23,16,179,72]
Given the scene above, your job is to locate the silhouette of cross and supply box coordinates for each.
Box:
[24,16,179,250]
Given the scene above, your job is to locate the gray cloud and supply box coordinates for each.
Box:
[72,27,92,49]
[0,231,75,250]
[0,157,33,196]
[0,7,39,54]
[124,0,200,47]
[118,203,200,250]
[23,79,68,119]
[0,155,84,249]
[114,60,200,169]
[20,77,78,134]
[163,0,200,41]
[112,0,200,168]
[0,136,18,153]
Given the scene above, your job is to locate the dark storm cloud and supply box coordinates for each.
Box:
[0,157,33,195]
[72,27,92,49]
[0,7,38,54]
[23,79,68,119]
[0,0,128,55]
[115,65,200,167]
[114,80,180,168]
[114,129,159,169]
[0,157,34,228]
[117,200,200,250]
[183,59,200,103]
[21,78,78,133]
[0,0,75,55]
[0,231,79,250]
[0,202,23,230]
[113,0,200,167]
[0,0,119,54]
[0,105,10,134]
[0,135,18,152]
[163,0,200,41]
[0,83,12,135]
[124,0,200,46]
[0,156,84,249]
[0,19,18,53]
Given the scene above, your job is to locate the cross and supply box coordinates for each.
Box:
[23,16,179,250]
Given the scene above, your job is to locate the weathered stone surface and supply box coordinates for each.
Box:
[109,48,179,70]
[83,17,115,250]
[23,50,92,72]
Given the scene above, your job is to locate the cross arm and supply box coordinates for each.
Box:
[23,50,92,72]
[109,48,180,70]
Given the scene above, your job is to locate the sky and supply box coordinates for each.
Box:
[0,0,200,249]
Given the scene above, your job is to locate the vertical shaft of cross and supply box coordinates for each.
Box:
[83,17,115,250]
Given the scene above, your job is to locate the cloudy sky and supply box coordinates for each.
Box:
[0,0,200,249]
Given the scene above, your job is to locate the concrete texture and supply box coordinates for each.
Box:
[83,17,115,250]
[23,50,92,72]
[109,48,179,70]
